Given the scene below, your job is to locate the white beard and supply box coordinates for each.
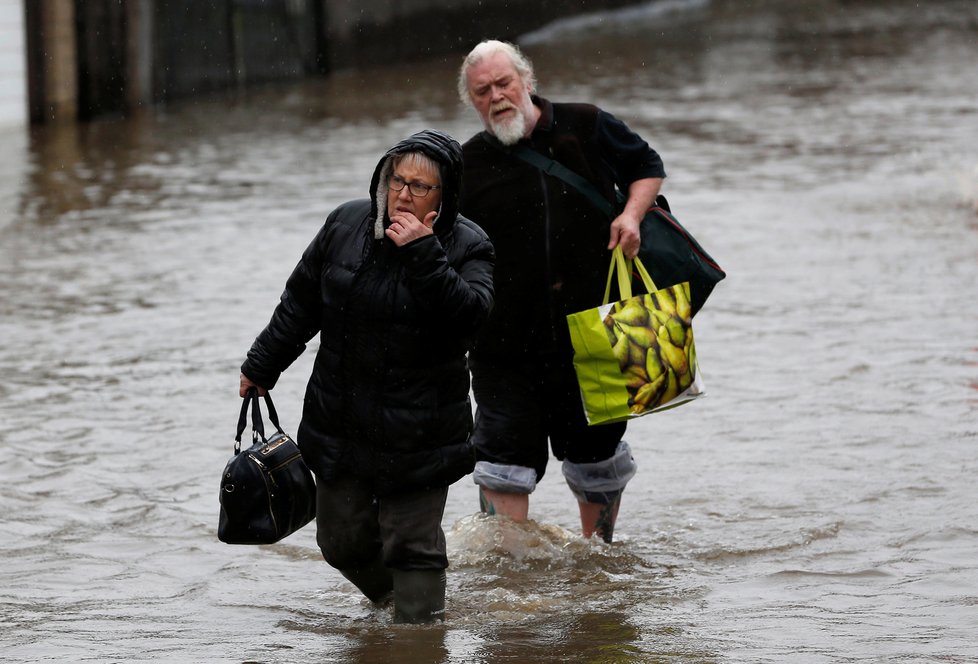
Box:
[489,106,528,146]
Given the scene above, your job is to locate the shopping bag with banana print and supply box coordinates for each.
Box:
[567,246,705,425]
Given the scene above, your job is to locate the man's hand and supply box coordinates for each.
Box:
[608,211,643,259]
[239,373,267,398]
[607,177,663,259]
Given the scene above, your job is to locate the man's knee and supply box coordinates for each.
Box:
[562,441,638,504]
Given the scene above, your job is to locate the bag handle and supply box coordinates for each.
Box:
[632,253,657,294]
[234,388,285,454]
[603,247,658,304]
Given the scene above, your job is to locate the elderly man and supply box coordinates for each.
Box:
[456,40,666,542]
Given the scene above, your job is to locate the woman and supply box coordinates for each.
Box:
[238,130,494,623]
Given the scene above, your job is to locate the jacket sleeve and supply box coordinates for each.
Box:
[240,219,329,390]
[397,218,495,343]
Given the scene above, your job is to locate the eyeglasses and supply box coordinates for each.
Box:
[389,174,441,198]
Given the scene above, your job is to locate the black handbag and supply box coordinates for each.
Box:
[218,388,317,544]
[508,144,726,317]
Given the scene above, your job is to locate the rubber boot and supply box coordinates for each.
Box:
[392,569,446,624]
[339,555,394,605]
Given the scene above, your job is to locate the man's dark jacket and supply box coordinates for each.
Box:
[242,130,495,495]
[460,96,664,361]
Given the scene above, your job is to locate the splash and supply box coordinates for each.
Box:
[445,514,655,622]
[448,513,577,569]
[446,513,644,573]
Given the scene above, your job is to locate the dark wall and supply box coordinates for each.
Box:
[151,0,650,102]
[75,0,128,120]
[152,0,234,102]
[321,0,647,71]
[26,0,652,121]
[152,0,320,103]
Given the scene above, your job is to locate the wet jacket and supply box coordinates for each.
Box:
[242,130,494,495]
[460,96,664,360]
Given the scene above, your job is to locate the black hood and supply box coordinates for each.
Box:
[370,129,464,239]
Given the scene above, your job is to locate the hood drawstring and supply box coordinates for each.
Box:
[374,159,392,239]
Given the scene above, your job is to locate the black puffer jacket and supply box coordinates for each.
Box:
[241,130,494,495]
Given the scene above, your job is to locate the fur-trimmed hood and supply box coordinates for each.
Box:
[370,129,464,239]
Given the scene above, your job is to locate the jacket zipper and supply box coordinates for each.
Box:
[539,169,558,346]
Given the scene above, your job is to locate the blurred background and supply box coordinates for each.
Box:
[1,1,977,662]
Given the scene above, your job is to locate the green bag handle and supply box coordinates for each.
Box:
[603,246,658,304]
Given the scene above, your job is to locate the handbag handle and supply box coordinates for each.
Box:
[234,388,285,454]
[603,246,658,304]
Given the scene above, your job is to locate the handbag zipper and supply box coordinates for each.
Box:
[248,450,304,483]
[248,453,282,536]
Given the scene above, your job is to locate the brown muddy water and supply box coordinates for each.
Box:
[2,1,977,662]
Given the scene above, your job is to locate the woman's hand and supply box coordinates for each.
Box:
[239,373,267,398]
[386,210,437,247]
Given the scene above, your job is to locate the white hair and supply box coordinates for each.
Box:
[457,40,537,107]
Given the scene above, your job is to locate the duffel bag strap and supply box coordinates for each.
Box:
[509,144,617,218]
[506,142,670,217]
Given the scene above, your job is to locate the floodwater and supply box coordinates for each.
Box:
[2,0,977,661]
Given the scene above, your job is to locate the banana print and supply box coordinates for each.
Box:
[652,288,677,317]
[656,330,688,377]
[659,367,680,405]
[645,347,665,383]
[612,332,631,371]
[675,282,693,323]
[664,316,686,347]
[600,281,696,414]
[616,322,656,349]
[615,299,650,327]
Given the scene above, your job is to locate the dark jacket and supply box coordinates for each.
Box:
[242,130,495,495]
[460,96,664,361]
